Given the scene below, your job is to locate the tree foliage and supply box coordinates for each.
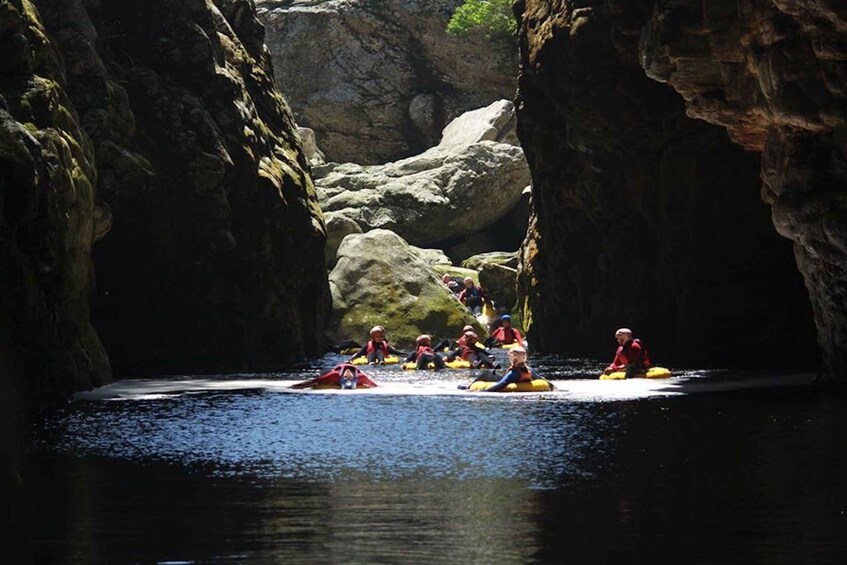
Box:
[447,0,516,42]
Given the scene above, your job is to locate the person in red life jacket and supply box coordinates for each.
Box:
[488,314,526,347]
[445,331,500,369]
[349,325,404,365]
[290,364,378,389]
[457,277,489,316]
[474,346,548,392]
[404,334,446,370]
[433,324,476,352]
[603,327,652,378]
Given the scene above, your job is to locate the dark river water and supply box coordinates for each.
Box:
[17,353,847,564]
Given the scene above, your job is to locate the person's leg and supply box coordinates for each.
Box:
[433,339,449,352]
[624,363,644,379]
[367,350,378,364]
[374,349,386,364]
[433,354,446,370]
[416,354,430,370]
[477,352,496,368]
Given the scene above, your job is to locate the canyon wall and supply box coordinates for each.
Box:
[515,0,821,370]
[1,0,111,408]
[639,0,847,379]
[256,0,516,164]
[1,0,330,394]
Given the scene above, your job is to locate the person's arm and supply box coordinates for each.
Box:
[404,350,417,363]
[356,374,378,388]
[387,344,404,355]
[626,341,643,365]
[349,344,368,361]
[458,289,467,304]
[480,369,519,392]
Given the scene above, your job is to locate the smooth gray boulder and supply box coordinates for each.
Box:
[315,100,531,247]
[329,229,484,348]
[256,0,515,164]
[324,211,362,267]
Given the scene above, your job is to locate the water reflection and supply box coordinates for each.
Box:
[23,356,847,564]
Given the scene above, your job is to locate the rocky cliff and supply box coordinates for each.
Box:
[515,0,822,371]
[256,0,516,164]
[639,1,847,380]
[1,0,329,391]
[1,0,111,408]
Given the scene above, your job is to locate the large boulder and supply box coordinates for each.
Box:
[462,251,519,272]
[329,229,483,348]
[324,211,362,268]
[256,0,515,164]
[315,100,530,247]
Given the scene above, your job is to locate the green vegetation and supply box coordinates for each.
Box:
[447,0,516,42]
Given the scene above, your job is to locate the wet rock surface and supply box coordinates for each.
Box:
[315,100,530,247]
[515,0,820,371]
[256,0,516,164]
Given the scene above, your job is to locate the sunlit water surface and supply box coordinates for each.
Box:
[20,353,847,564]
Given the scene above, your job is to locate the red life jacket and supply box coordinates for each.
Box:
[458,343,478,359]
[493,326,521,344]
[513,363,533,382]
[628,338,651,368]
[416,345,434,357]
[366,340,389,356]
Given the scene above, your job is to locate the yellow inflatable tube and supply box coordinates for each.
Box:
[599,366,672,380]
[351,356,400,365]
[468,379,554,392]
[402,359,472,370]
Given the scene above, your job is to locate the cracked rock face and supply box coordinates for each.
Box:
[514,0,819,370]
[256,0,516,164]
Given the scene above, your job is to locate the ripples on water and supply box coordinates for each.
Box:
[24,353,847,564]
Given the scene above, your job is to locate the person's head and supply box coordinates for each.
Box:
[416,334,431,346]
[442,274,452,283]
[614,328,633,345]
[464,331,478,344]
[370,325,385,341]
[339,366,358,389]
[462,324,474,333]
[463,276,474,288]
[507,346,528,366]
[500,314,512,327]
